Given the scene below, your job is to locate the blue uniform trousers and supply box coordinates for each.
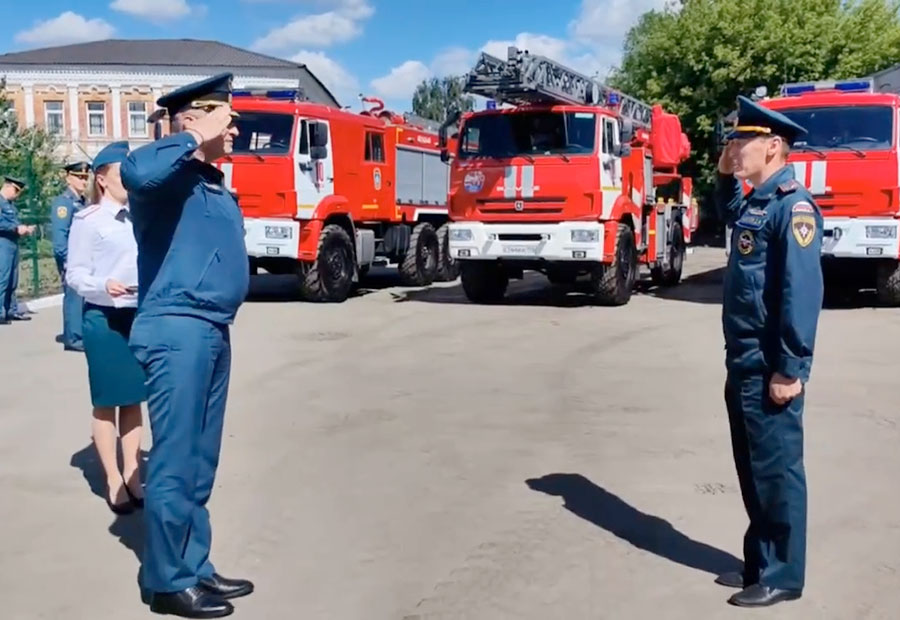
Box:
[55,255,84,347]
[0,237,19,321]
[129,314,231,593]
[725,372,807,591]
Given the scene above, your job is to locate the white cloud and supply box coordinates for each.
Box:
[292,50,359,106]
[430,47,477,78]
[14,12,116,47]
[252,0,373,51]
[370,60,431,101]
[110,0,193,21]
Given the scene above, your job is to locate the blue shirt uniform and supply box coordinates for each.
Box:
[0,192,22,321]
[52,185,87,349]
[714,95,824,603]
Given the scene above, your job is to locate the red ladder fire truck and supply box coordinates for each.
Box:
[440,47,697,305]
[735,78,900,304]
[211,91,458,302]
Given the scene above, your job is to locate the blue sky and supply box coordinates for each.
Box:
[1,0,667,111]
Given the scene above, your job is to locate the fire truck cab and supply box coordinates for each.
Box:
[214,90,457,302]
[442,47,697,305]
[737,78,900,304]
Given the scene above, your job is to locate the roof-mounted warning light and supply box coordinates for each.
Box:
[233,89,301,100]
[780,78,874,97]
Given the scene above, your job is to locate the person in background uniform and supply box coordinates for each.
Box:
[66,142,146,515]
[52,160,91,350]
[121,73,252,618]
[713,95,824,608]
[0,176,35,324]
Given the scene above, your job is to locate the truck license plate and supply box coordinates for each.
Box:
[502,244,537,255]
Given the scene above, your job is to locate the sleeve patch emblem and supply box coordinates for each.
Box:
[792,201,815,214]
[792,214,816,248]
[56,206,67,219]
[737,229,754,255]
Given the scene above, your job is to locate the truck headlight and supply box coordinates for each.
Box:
[571,229,599,243]
[866,225,897,239]
[265,225,292,239]
[450,228,473,241]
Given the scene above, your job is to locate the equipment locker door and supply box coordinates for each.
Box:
[293,118,335,219]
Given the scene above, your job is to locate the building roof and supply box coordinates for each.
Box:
[0,39,340,107]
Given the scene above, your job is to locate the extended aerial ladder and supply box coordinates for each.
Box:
[463,46,655,128]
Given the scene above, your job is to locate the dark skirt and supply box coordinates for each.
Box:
[82,303,147,408]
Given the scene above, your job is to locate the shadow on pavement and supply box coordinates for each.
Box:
[70,443,146,561]
[245,268,408,303]
[645,267,725,306]
[526,473,742,577]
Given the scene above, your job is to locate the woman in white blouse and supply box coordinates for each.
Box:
[67,141,147,515]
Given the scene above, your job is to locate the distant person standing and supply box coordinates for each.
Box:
[52,160,91,351]
[0,176,35,324]
[66,142,146,514]
[122,73,252,618]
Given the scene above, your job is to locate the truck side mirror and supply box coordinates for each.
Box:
[439,110,461,164]
[615,144,632,157]
[310,121,329,148]
[619,118,635,144]
[311,146,327,160]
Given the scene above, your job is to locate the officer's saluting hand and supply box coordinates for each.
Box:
[712,96,824,609]
[120,73,251,619]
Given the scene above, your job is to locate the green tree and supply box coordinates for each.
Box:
[411,76,475,122]
[610,0,900,226]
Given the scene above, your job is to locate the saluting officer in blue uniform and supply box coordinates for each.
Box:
[713,96,824,608]
[0,176,35,324]
[122,73,252,618]
[52,160,91,350]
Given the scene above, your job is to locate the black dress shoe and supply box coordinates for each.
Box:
[714,571,745,588]
[198,573,254,599]
[150,586,234,618]
[106,483,134,515]
[728,583,802,607]
[123,480,144,509]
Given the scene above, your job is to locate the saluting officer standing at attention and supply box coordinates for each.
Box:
[52,160,91,351]
[121,73,251,618]
[713,95,824,608]
[0,176,35,324]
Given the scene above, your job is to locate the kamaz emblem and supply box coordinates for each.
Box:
[514,200,525,212]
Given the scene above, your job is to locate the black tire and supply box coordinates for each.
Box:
[300,224,355,303]
[590,223,638,306]
[460,261,508,303]
[400,222,440,286]
[876,260,900,306]
[435,223,460,282]
[650,221,685,287]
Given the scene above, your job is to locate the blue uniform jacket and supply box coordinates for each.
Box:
[715,165,824,382]
[0,196,20,240]
[120,132,250,325]
[50,188,85,261]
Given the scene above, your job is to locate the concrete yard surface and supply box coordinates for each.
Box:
[1,247,898,619]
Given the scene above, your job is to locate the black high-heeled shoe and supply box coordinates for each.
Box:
[106,482,135,515]
[123,481,144,509]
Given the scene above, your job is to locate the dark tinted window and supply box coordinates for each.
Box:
[459,111,596,159]
[232,112,294,155]
[780,105,893,151]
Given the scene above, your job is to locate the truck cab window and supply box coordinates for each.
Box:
[365,132,385,162]
[298,120,309,155]
[603,118,616,154]
[232,112,294,155]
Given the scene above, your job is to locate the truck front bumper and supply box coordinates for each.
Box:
[448,222,605,262]
[822,217,900,259]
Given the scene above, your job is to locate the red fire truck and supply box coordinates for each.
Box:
[747,78,900,304]
[441,47,697,305]
[213,91,458,302]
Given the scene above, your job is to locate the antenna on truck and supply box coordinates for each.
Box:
[463,46,654,128]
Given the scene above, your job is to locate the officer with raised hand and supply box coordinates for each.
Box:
[0,176,35,324]
[121,73,251,618]
[52,160,90,350]
[713,95,824,608]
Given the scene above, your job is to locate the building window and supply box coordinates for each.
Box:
[87,102,106,136]
[45,101,64,135]
[128,101,147,137]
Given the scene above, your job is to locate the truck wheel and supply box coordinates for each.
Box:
[400,222,439,286]
[460,261,508,303]
[435,223,460,282]
[300,224,355,303]
[875,260,900,306]
[590,223,637,306]
[650,221,685,287]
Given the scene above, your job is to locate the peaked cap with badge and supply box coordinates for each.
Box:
[726,95,808,146]
[156,72,239,119]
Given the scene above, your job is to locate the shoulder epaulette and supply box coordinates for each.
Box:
[74,204,101,219]
[777,179,801,194]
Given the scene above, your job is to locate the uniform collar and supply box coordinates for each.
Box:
[65,187,85,204]
[99,195,128,214]
[747,164,794,200]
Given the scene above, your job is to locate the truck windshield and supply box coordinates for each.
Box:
[231,112,294,155]
[778,105,893,151]
[458,111,596,159]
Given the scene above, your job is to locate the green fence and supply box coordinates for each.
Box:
[14,155,63,301]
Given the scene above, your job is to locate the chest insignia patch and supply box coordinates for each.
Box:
[56,206,67,219]
[738,229,754,255]
[792,214,816,247]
